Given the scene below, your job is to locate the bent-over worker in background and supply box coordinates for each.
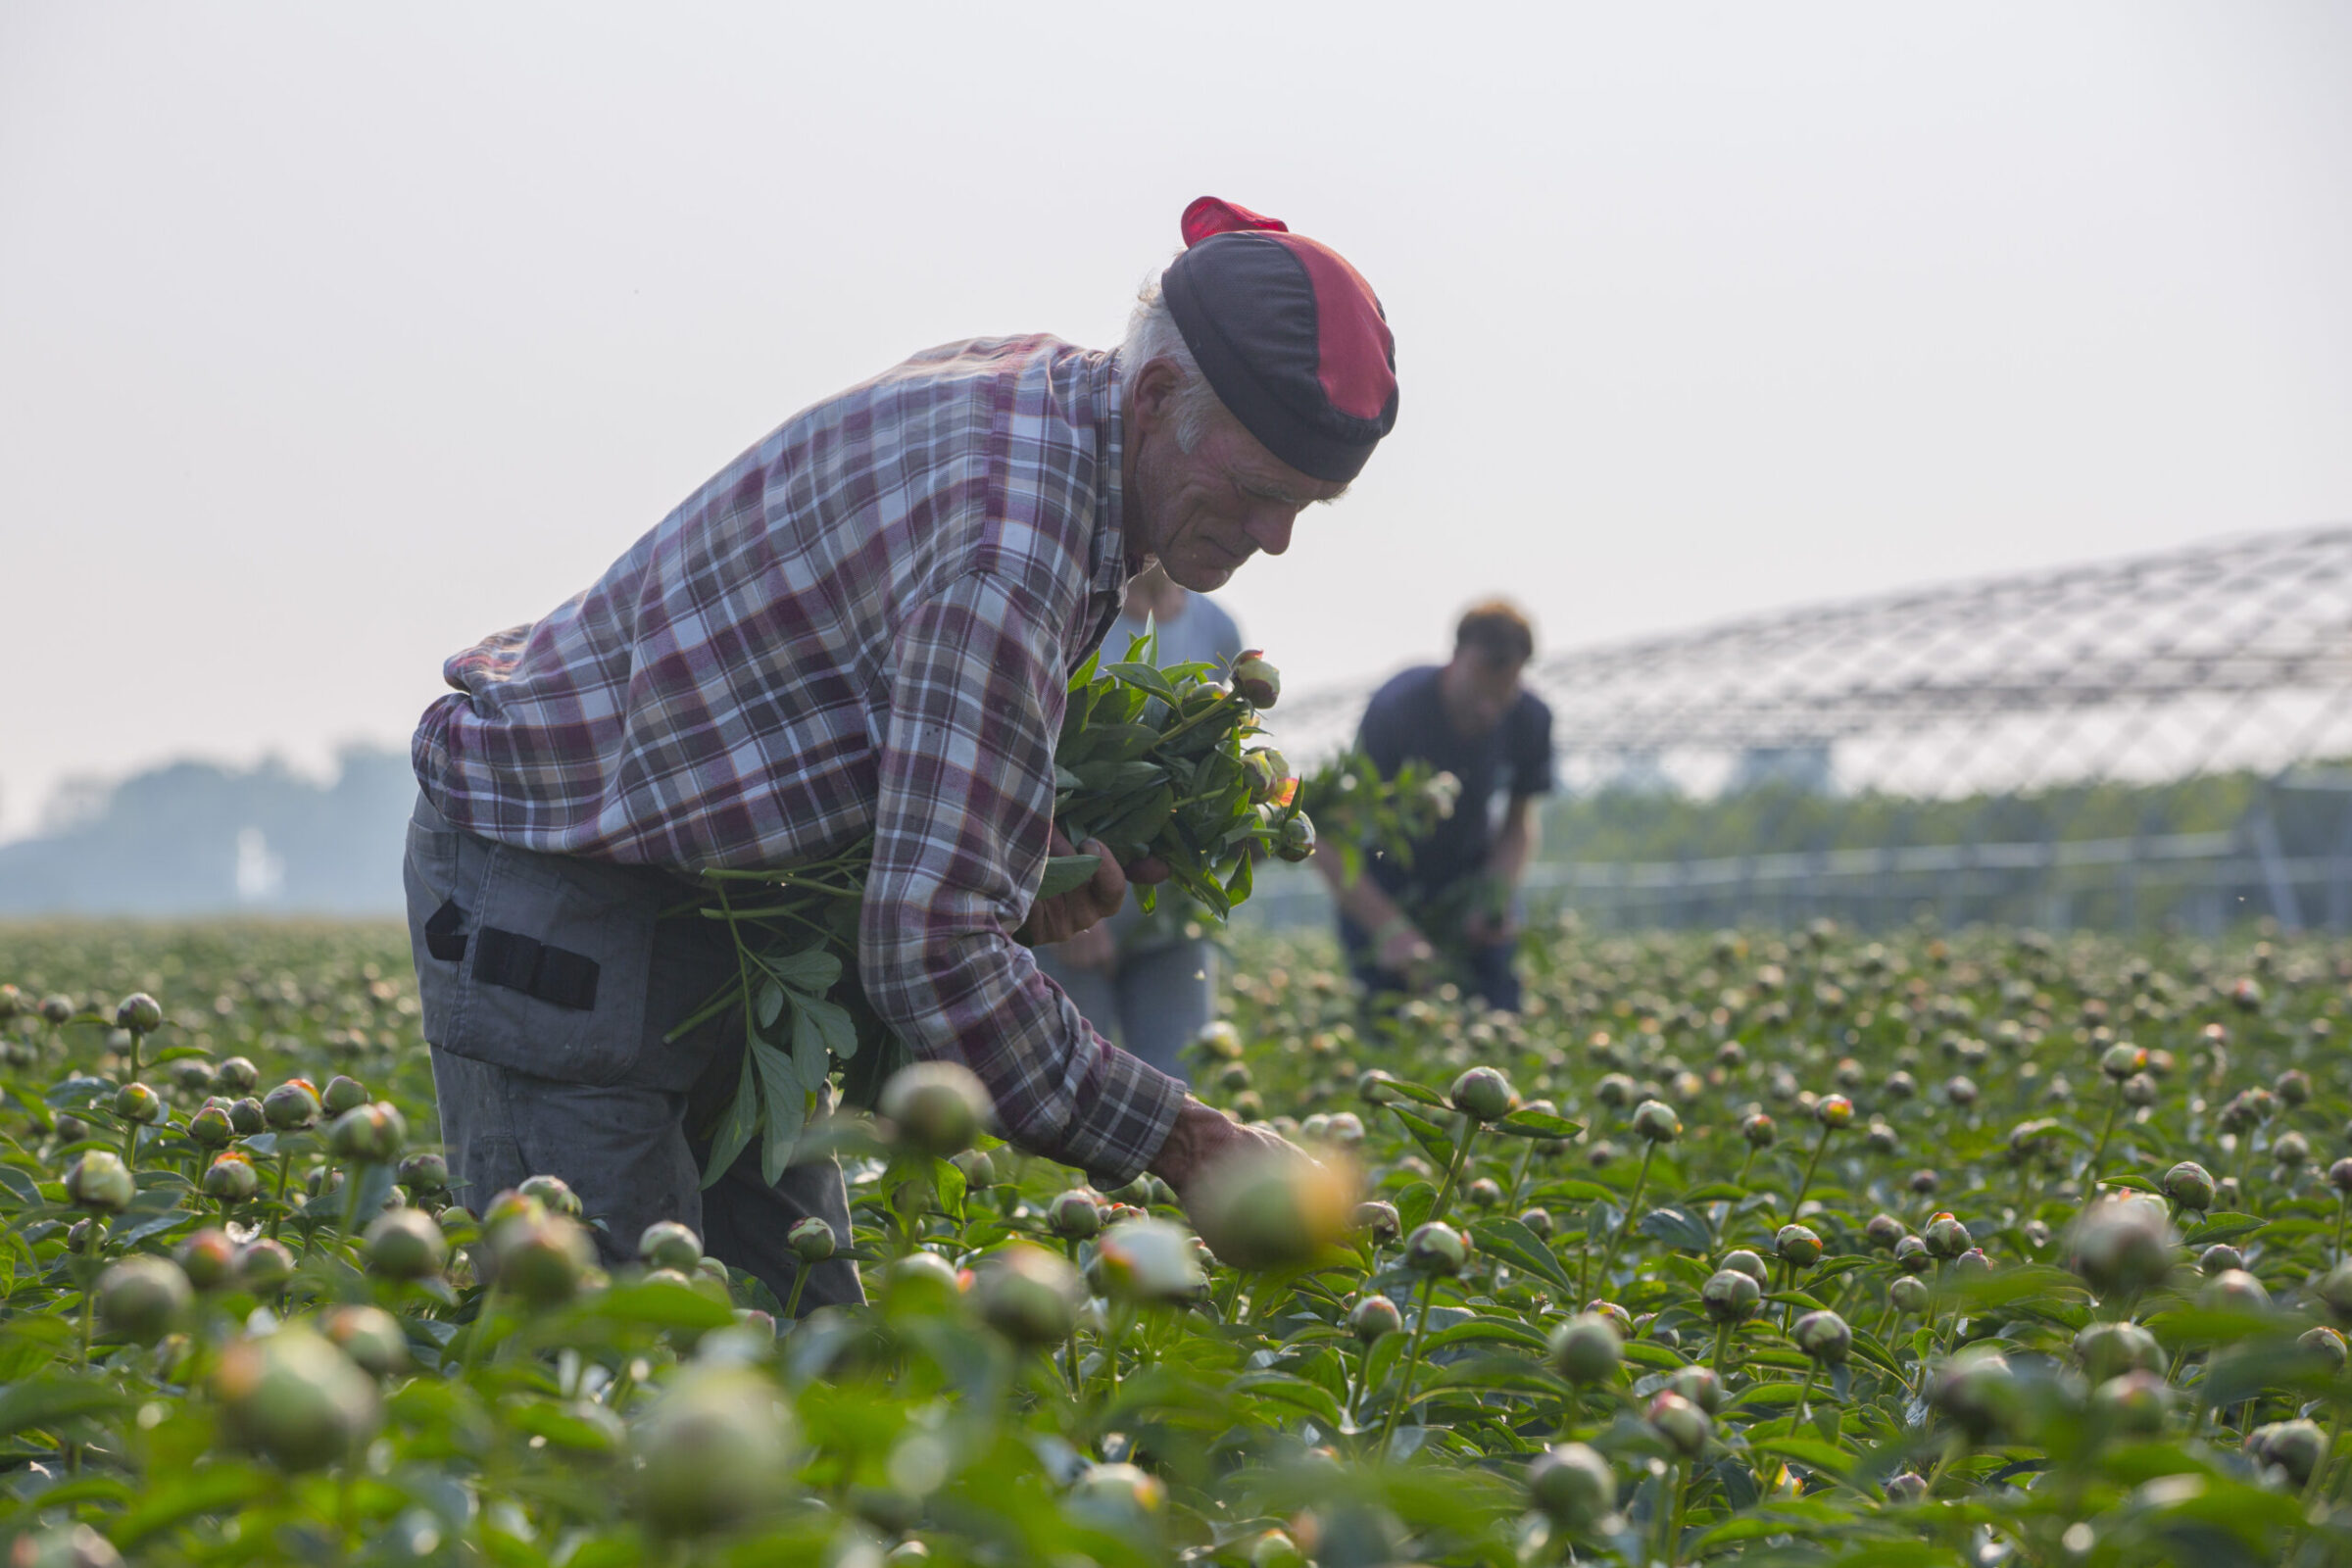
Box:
[1315,601,1552,1012]
[400,196,1397,1314]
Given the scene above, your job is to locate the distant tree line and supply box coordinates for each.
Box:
[1539,768,2351,866]
[0,748,415,917]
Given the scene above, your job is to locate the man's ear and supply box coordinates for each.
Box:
[1127,356,1178,435]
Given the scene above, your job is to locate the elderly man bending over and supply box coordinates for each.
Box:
[401,196,1398,1311]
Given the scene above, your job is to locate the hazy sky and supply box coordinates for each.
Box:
[3,3,2348,842]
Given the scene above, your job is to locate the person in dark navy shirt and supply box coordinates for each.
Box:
[1317,601,1553,1010]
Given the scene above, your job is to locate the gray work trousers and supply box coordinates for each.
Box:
[401,792,861,1315]
[1033,939,1216,1084]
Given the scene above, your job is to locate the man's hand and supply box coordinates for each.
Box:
[1054,920,1117,972]
[1017,831,1172,948]
[1372,914,1437,983]
[1148,1098,1313,1239]
[1017,834,1124,947]
[1461,874,1517,947]
[1461,907,1518,947]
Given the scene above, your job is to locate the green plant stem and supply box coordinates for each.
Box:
[1217,1267,1246,1324]
[464,1283,504,1372]
[1735,1145,1756,1190]
[338,1162,367,1241]
[74,1220,100,1370]
[2086,1082,2123,1191]
[1657,1455,1688,1567]
[783,1263,813,1322]
[1507,1139,1538,1206]
[1428,1116,1478,1224]
[1789,1124,1833,1219]
[270,1152,294,1240]
[1375,1275,1438,1458]
[1792,1359,1823,1430]
[1923,1435,1964,1497]
[1593,1142,1656,1291]
[1102,1305,1134,1410]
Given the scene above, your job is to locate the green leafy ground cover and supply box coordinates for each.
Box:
[1,916,2350,1567]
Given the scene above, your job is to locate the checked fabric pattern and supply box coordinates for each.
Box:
[412,336,1187,1183]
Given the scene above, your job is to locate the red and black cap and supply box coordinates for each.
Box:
[1157,196,1397,485]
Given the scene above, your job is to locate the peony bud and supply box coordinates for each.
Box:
[112,1082,163,1125]
[1403,1220,1470,1278]
[2067,1196,2177,1298]
[1348,1294,1403,1343]
[1646,1390,1711,1456]
[1229,651,1281,709]
[398,1152,449,1193]
[1775,1223,1823,1268]
[188,1103,234,1148]
[236,1239,295,1294]
[1099,1217,1207,1302]
[879,1061,991,1157]
[639,1220,704,1273]
[788,1216,838,1264]
[1525,1442,1616,1529]
[2163,1160,2216,1211]
[215,1327,384,1472]
[1194,1152,1354,1271]
[202,1152,261,1203]
[97,1256,191,1344]
[1049,1189,1104,1241]
[322,1303,411,1378]
[1793,1308,1851,1365]
[1924,1212,1972,1259]
[1700,1268,1761,1324]
[1930,1347,2019,1442]
[1547,1312,1623,1386]
[1449,1066,1518,1123]
[326,1102,407,1164]
[262,1081,319,1131]
[65,1151,135,1212]
[365,1208,448,1280]
[972,1244,1084,1348]
[178,1228,237,1292]
[1631,1100,1682,1144]
[630,1365,797,1537]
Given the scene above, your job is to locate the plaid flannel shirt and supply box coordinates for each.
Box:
[412,335,1188,1184]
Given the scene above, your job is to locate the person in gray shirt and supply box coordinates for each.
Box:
[1036,563,1243,1083]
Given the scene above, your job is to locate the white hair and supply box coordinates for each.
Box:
[1118,275,1227,454]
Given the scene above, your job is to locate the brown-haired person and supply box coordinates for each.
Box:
[1316,601,1552,1011]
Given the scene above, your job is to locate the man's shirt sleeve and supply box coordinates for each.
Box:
[858,572,1188,1186]
[1513,697,1558,799]
[1357,683,1408,779]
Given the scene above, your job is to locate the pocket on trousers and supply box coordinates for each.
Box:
[431,837,658,1090]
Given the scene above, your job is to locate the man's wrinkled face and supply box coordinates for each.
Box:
[1441,649,1526,738]
[1126,359,1348,592]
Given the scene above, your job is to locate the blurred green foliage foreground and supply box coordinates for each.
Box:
[2,916,2351,1567]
